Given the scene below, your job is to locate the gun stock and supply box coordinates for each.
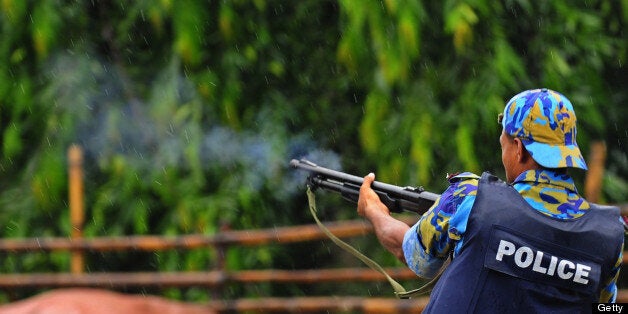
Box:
[290,159,439,214]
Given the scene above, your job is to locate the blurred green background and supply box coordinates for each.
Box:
[0,0,626,303]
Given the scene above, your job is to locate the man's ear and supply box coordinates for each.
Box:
[513,138,529,163]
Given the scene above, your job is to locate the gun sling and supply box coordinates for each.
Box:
[306,186,450,299]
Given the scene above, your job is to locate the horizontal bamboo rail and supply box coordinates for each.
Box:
[0,218,409,252]
[2,217,626,285]
[3,206,623,253]
[205,291,628,313]
[207,293,628,312]
[0,268,420,288]
[206,296,431,313]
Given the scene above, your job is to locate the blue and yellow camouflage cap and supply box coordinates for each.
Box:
[501,88,588,170]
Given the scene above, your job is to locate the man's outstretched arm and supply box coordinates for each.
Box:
[357,173,410,264]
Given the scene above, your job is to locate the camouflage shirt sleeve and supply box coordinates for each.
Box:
[402,172,479,278]
[599,235,624,302]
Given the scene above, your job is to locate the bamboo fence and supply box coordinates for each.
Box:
[0,143,625,313]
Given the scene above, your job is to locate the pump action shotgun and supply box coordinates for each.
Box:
[290,159,439,215]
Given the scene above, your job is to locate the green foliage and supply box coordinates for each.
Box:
[0,0,626,302]
[31,1,61,59]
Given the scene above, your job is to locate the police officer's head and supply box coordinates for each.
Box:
[498,88,587,183]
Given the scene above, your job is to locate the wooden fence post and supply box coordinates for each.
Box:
[68,145,85,274]
[212,222,231,300]
[584,141,606,203]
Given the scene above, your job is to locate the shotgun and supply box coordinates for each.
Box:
[290,159,439,214]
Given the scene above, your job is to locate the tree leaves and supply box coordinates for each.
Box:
[0,0,626,301]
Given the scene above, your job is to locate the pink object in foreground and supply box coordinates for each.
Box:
[0,288,214,314]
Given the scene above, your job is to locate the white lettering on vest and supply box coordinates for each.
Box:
[574,264,591,284]
[496,240,515,261]
[547,255,558,276]
[515,246,533,268]
[557,260,575,280]
[532,251,546,273]
[494,240,591,285]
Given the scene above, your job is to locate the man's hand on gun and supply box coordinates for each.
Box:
[357,173,391,220]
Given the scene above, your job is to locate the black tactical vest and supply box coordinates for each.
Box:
[423,172,624,314]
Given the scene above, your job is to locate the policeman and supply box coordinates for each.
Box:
[357,88,624,313]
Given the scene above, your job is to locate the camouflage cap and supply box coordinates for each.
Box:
[501,88,588,170]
